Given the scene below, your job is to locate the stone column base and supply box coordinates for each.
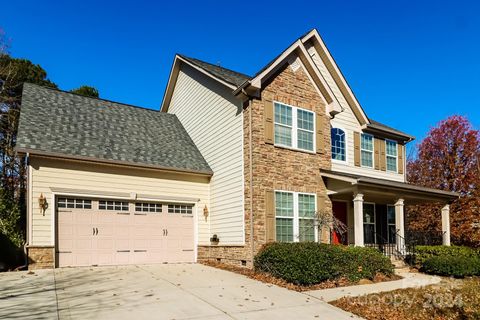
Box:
[27,246,54,269]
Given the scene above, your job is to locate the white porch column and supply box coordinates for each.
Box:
[353,193,364,247]
[442,204,451,246]
[395,199,405,254]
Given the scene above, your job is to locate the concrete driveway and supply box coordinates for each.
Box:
[0,264,358,319]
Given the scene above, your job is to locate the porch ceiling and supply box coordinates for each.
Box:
[321,169,459,204]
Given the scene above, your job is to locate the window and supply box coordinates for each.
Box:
[297,109,314,151]
[274,103,292,147]
[387,205,396,244]
[275,192,294,242]
[57,198,92,209]
[168,204,193,214]
[298,194,316,242]
[135,202,162,213]
[386,140,398,172]
[275,191,317,242]
[363,203,375,244]
[361,134,374,168]
[99,200,129,211]
[274,102,315,152]
[331,128,346,161]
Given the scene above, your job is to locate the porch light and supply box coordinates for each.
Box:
[38,193,48,216]
[203,205,209,221]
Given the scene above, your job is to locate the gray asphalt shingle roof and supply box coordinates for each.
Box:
[16,83,212,175]
[368,119,415,140]
[179,54,250,87]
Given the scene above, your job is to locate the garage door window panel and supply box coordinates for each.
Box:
[99,200,129,211]
[135,202,162,213]
[168,204,193,214]
[57,198,92,209]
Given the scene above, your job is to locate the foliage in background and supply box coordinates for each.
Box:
[70,85,99,98]
[414,245,480,277]
[0,28,100,260]
[254,242,393,285]
[422,255,480,278]
[415,245,480,265]
[407,115,480,247]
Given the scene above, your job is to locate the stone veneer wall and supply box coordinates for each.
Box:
[28,246,54,269]
[198,61,332,268]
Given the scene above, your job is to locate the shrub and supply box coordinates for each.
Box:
[415,245,480,266]
[254,242,393,285]
[421,255,480,277]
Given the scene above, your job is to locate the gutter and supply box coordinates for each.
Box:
[355,178,459,199]
[233,80,250,96]
[362,124,415,143]
[16,148,214,178]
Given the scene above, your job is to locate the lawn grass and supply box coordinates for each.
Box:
[331,277,480,320]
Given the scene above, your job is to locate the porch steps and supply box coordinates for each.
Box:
[391,256,409,270]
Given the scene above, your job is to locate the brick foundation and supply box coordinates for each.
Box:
[27,246,54,269]
[197,245,252,268]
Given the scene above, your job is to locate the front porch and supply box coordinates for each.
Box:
[321,170,459,255]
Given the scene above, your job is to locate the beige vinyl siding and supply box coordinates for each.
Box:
[306,44,405,182]
[168,64,245,245]
[29,157,210,246]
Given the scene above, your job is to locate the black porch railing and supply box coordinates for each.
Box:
[364,232,397,257]
[365,230,416,265]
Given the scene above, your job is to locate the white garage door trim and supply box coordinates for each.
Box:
[51,190,199,267]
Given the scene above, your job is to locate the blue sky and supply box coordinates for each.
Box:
[1,0,479,154]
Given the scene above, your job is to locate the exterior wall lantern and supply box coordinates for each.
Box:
[210,234,219,244]
[203,205,209,221]
[38,193,48,216]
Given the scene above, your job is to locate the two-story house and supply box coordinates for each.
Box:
[17,29,458,269]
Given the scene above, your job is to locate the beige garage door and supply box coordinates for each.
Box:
[56,197,194,267]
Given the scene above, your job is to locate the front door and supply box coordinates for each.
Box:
[332,201,348,245]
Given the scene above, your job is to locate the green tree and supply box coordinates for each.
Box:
[0,32,58,251]
[70,85,99,98]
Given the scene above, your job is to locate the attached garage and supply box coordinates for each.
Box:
[16,84,213,269]
[56,197,195,267]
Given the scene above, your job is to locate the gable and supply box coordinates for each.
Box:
[160,29,412,142]
[301,30,369,125]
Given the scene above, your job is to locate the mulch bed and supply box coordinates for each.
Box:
[201,260,401,292]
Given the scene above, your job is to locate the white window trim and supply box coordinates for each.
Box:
[331,126,348,164]
[385,139,398,173]
[273,101,316,153]
[363,202,376,244]
[386,204,396,244]
[275,190,318,242]
[360,133,374,168]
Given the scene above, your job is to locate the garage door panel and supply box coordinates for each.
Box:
[97,239,115,250]
[75,213,93,224]
[75,239,94,250]
[74,252,94,266]
[132,251,148,264]
[96,251,115,265]
[57,198,195,267]
[58,239,73,251]
[114,252,131,265]
[58,253,73,267]
[96,212,116,224]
